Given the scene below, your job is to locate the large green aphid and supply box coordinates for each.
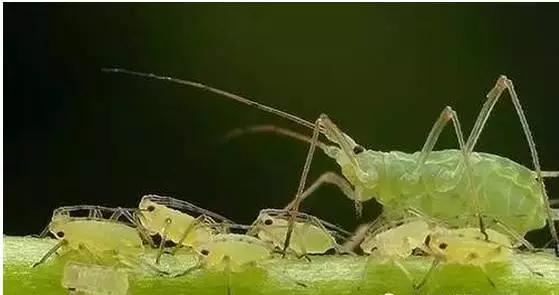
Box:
[102,69,559,253]
[33,205,162,274]
[62,261,129,295]
[135,194,234,263]
[247,209,351,257]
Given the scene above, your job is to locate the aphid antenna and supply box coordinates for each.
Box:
[102,68,316,130]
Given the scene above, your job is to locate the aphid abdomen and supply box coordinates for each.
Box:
[62,221,144,256]
[375,150,545,235]
[472,153,545,233]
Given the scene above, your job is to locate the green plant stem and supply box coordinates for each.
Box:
[4,236,559,295]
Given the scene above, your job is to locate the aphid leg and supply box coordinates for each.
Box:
[282,116,322,257]
[284,171,355,211]
[155,217,173,264]
[222,124,330,152]
[263,264,309,288]
[414,259,440,291]
[417,106,487,240]
[352,255,375,293]
[489,217,537,252]
[478,266,497,288]
[131,210,156,248]
[307,215,349,255]
[223,255,233,295]
[392,260,414,286]
[32,239,67,267]
[169,215,207,255]
[465,76,559,253]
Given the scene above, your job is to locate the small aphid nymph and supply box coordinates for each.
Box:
[248,209,349,257]
[62,261,129,295]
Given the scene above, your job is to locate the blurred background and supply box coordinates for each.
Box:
[4,4,559,245]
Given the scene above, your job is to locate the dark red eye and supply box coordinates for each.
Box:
[56,231,65,238]
[439,243,448,250]
[353,145,365,154]
[200,249,210,256]
[264,219,273,225]
[147,205,155,212]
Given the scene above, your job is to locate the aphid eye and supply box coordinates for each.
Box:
[200,249,210,256]
[146,205,155,212]
[56,231,65,238]
[353,145,365,154]
[424,235,431,246]
[438,242,448,250]
[263,219,274,225]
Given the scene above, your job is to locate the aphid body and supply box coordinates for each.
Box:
[33,206,146,269]
[62,261,129,295]
[136,195,230,248]
[330,147,544,235]
[424,227,512,266]
[195,233,272,272]
[360,219,444,259]
[248,209,348,256]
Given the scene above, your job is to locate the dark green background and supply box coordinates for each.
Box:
[4,4,559,245]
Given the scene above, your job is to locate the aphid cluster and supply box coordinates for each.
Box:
[34,71,559,294]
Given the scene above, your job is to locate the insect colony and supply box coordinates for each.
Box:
[32,71,559,294]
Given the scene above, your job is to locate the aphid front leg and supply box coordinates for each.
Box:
[284,171,356,213]
[32,239,67,268]
[465,76,559,252]
[417,106,487,240]
[282,115,322,256]
[414,258,440,291]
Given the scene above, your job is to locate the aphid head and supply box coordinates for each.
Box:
[318,115,380,201]
[49,214,71,240]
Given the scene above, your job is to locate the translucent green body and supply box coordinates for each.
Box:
[329,148,544,236]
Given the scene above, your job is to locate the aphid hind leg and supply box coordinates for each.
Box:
[283,116,322,257]
[465,76,559,254]
[418,106,488,240]
[32,239,67,267]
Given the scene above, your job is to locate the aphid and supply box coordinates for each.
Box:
[62,261,129,295]
[180,233,307,294]
[360,218,444,259]
[247,209,351,257]
[416,227,515,290]
[32,205,160,274]
[135,194,234,263]
[103,68,559,252]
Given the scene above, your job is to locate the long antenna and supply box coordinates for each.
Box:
[102,68,315,129]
